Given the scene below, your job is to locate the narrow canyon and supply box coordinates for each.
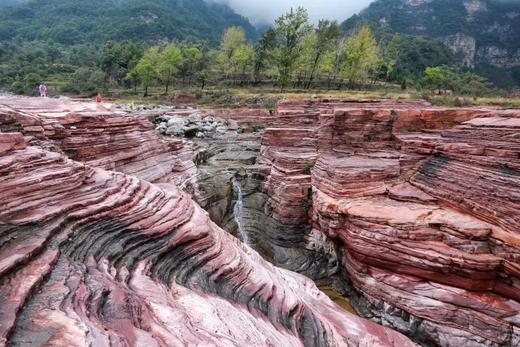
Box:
[0,95,518,347]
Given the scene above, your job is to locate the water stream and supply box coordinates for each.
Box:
[232,177,250,246]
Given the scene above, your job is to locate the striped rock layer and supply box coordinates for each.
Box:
[260,99,520,346]
[0,96,413,347]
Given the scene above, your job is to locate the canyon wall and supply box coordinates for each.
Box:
[0,96,415,347]
[259,99,520,346]
[3,95,518,346]
[0,97,197,189]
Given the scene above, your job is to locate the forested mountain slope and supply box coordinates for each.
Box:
[343,0,520,87]
[0,0,257,45]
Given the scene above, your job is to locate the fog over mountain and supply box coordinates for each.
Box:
[209,0,375,25]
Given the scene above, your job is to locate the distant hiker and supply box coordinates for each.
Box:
[39,83,48,97]
[96,93,103,103]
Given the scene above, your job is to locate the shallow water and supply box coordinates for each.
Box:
[318,286,357,315]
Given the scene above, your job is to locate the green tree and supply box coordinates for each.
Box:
[131,47,159,97]
[100,41,143,88]
[10,76,24,95]
[322,37,347,89]
[178,46,202,86]
[158,43,183,94]
[424,65,459,90]
[382,34,454,84]
[294,31,317,87]
[424,65,493,96]
[217,26,254,84]
[272,7,311,91]
[70,67,106,93]
[233,44,254,84]
[193,48,214,89]
[341,25,379,87]
[124,68,140,94]
[220,26,246,60]
[23,73,42,95]
[253,28,276,85]
[458,72,493,96]
[306,20,341,89]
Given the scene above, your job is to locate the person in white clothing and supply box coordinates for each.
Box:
[39,83,48,97]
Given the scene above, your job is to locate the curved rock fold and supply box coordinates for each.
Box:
[0,96,414,347]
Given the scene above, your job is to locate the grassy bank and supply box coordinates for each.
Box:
[42,82,520,109]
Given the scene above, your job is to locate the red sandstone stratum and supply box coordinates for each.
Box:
[0,95,518,347]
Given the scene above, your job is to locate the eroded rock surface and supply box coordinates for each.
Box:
[259,98,520,346]
[3,95,518,347]
[0,96,415,347]
[0,96,197,190]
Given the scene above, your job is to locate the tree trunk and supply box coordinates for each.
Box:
[306,53,321,89]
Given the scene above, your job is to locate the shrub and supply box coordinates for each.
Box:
[304,160,316,173]
[424,65,493,96]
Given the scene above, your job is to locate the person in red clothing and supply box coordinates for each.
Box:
[96,93,103,103]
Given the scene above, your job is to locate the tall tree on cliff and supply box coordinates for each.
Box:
[272,7,311,91]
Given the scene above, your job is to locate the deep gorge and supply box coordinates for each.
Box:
[0,95,519,346]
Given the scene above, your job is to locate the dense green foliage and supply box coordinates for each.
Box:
[270,7,312,90]
[0,0,254,95]
[0,3,498,97]
[424,65,493,96]
[342,0,520,88]
[120,10,492,96]
[343,0,520,46]
[0,0,256,45]
[382,34,454,83]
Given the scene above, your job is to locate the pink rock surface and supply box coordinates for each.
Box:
[0,96,197,190]
[260,98,520,346]
[0,97,415,347]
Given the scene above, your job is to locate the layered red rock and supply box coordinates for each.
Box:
[260,98,520,346]
[0,97,415,346]
[0,96,197,189]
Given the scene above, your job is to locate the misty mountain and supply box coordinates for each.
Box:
[0,0,257,45]
[342,0,520,87]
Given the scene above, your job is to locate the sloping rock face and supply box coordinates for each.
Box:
[0,96,197,190]
[260,99,520,347]
[0,97,414,347]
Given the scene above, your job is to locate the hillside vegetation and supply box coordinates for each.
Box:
[342,0,520,88]
[0,1,517,101]
[0,0,256,45]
